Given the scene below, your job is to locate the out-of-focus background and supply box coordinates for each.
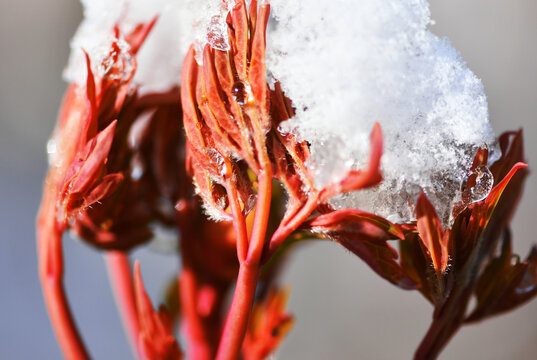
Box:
[1,0,535,359]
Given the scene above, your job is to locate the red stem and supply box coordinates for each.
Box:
[216,262,260,360]
[216,169,272,360]
[37,199,90,360]
[267,193,319,260]
[225,175,249,263]
[414,321,453,360]
[179,267,214,360]
[104,251,141,358]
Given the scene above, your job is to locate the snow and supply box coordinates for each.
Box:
[267,0,498,224]
[63,0,234,93]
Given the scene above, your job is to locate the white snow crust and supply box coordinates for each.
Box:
[63,0,234,93]
[267,0,498,224]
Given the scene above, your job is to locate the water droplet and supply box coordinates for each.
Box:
[130,155,144,180]
[131,165,143,181]
[245,194,256,213]
[460,165,494,204]
[46,137,57,166]
[510,254,520,266]
[232,81,246,105]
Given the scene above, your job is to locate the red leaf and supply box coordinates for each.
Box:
[490,130,525,183]
[230,1,249,79]
[81,50,98,145]
[310,208,405,241]
[200,47,244,154]
[320,123,383,201]
[248,3,270,122]
[81,173,124,209]
[188,151,232,221]
[181,47,207,158]
[60,121,118,219]
[399,231,436,303]
[416,193,449,273]
[466,231,537,323]
[307,209,417,290]
[134,262,183,360]
[242,288,294,360]
[481,162,528,228]
[124,16,158,55]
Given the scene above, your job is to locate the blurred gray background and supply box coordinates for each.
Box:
[1,0,536,359]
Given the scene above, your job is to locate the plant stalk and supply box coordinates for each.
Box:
[105,251,141,359]
[37,196,90,360]
[215,169,272,360]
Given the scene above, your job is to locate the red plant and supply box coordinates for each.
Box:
[399,131,535,360]
[37,1,536,359]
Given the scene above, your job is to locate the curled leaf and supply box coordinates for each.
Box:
[416,193,450,274]
[466,230,537,323]
[134,262,183,360]
[307,209,417,290]
[319,123,383,201]
[242,288,294,360]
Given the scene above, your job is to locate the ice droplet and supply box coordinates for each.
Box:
[130,164,144,180]
[206,148,226,180]
[245,194,256,212]
[232,81,246,105]
[460,165,494,204]
[46,137,63,167]
[130,153,145,181]
[231,80,254,106]
[207,14,230,51]
[46,138,57,165]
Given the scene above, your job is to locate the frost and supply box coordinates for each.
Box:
[63,0,234,92]
[267,0,499,224]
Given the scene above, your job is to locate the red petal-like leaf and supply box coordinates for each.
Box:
[466,230,537,323]
[481,162,528,228]
[399,231,435,303]
[60,121,118,219]
[490,130,525,183]
[248,3,270,123]
[320,123,383,201]
[416,193,449,274]
[81,173,124,209]
[124,16,158,55]
[134,262,183,360]
[68,121,117,194]
[230,1,249,79]
[181,47,207,157]
[81,51,98,145]
[242,288,294,360]
[188,152,232,222]
[307,209,417,290]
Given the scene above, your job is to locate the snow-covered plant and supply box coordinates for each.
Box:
[37,1,536,359]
